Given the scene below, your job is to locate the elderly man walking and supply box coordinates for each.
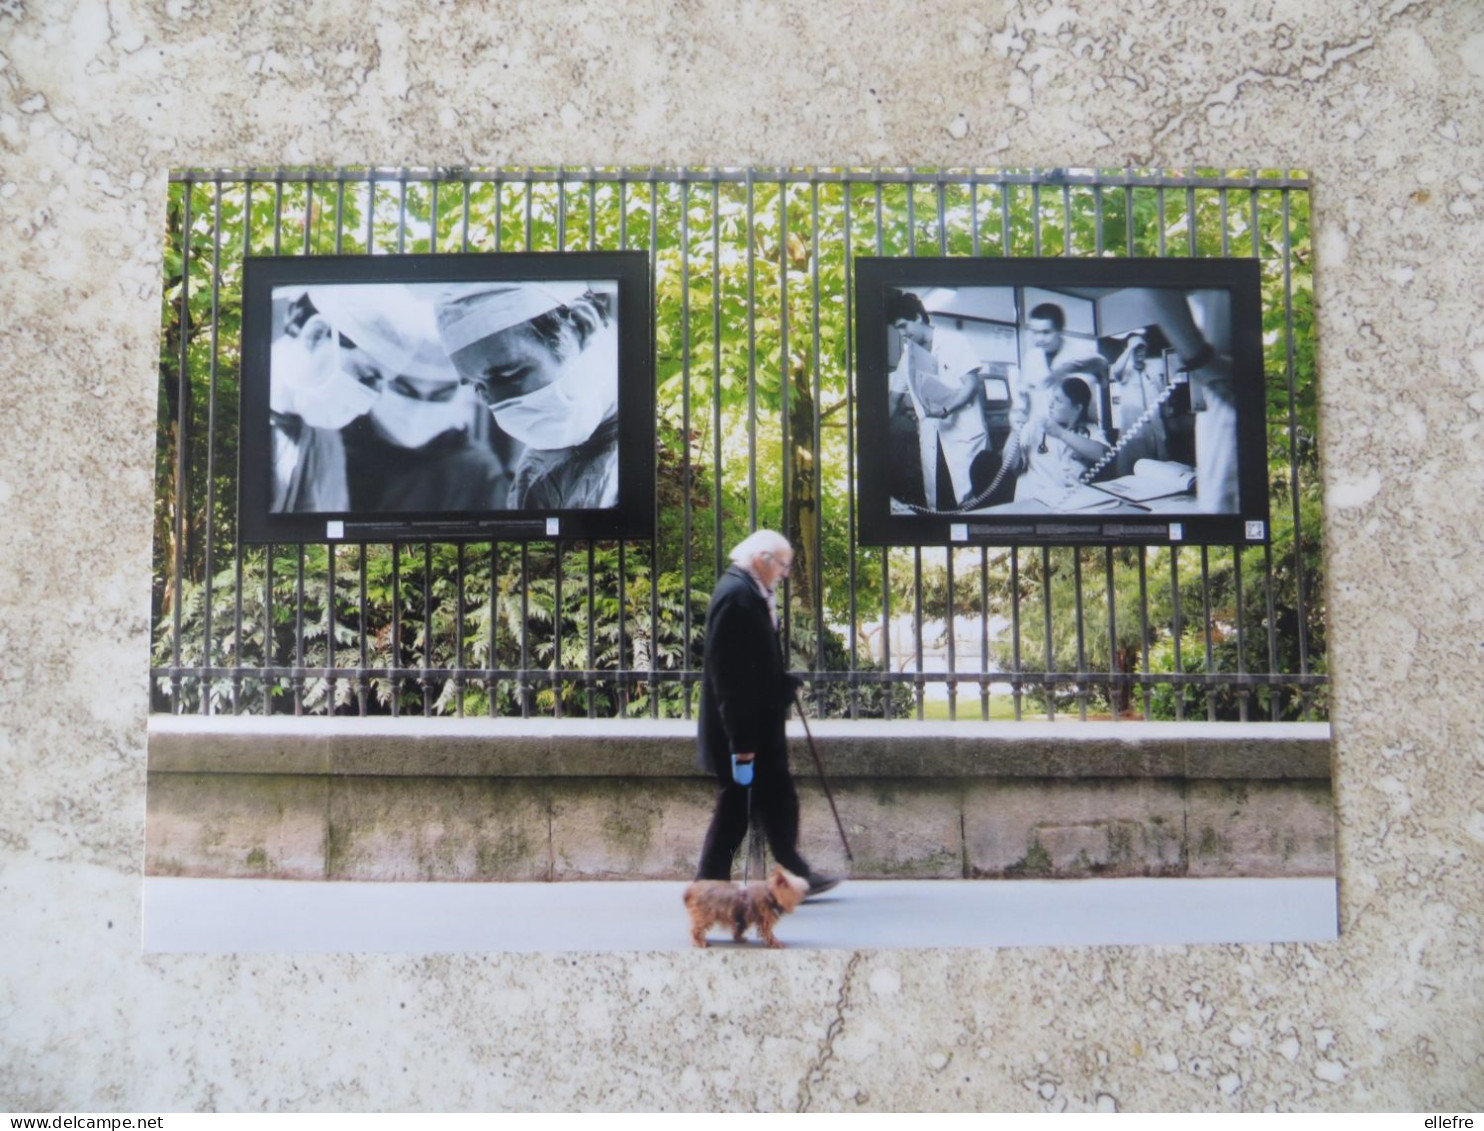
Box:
[694,530,841,897]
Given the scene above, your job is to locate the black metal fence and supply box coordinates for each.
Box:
[152,167,1325,723]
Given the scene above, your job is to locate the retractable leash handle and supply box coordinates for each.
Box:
[730,753,754,786]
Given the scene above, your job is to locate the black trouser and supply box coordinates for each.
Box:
[935,438,958,510]
[696,749,811,881]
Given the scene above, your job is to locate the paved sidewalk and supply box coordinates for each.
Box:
[143,876,1338,953]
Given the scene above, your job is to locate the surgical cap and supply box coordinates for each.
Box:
[434,282,589,355]
[306,285,459,382]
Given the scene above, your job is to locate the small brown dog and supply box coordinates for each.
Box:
[683,866,809,948]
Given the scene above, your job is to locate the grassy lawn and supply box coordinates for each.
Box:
[918,695,1025,721]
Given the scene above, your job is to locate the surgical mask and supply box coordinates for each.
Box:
[270,327,378,430]
[370,385,472,449]
[490,326,617,451]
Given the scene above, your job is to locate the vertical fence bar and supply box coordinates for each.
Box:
[1187,184,1197,257]
[811,180,825,699]
[875,180,892,719]
[293,185,307,725]
[488,542,499,717]
[1093,177,1105,258]
[357,541,369,716]
[327,543,337,715]
[588,171,600,719]
[1281,188,1311,718]
[455,543,466,717]
[1010,546,1022,719]
[1073,549,1087,720]
[461,175,471,252]
[390,543,401,717]
[1061,181,1072,256]
[396,173,407,254]
[494,174,504,252]
[586,541,596,719]
[1252,187,1280,721]
[554,541,563,719]
[747,172,758,531]
[914,545,925,719]
[587,166,597,251]
[1138,550,1152,719]
[1200,545,1216,721]
[1233,545,1249,721]
[1224,187,1252,714]
[262,540,274,714]
[1105,548,1117,721]
[201,181,223,714]
[231,181,251,715]
[649,177,661,718]
[269,184,285,713]
[617,176,628,716]
[712,178,724,582]
[1041,546,1054,720]
[908,180,924,719]
[519,543,531,716]
[939,178,956,720]
[1125,178,1136,257]
[1157,184,1167,257]
[524,170,533,250]
[971,181,980,255]
[1169,546,1183,721]
[678,178,694,716]
[843,178,860,718]
[779,176,792,658]
[979,548,990,720]
[423,542,434,716]
[169,181,192,714]
[1031,178,1041,256]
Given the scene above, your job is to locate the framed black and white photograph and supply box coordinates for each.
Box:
[239,251,654,542]
[854,257,1269,546]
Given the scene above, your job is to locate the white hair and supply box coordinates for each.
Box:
[728,529,791,568]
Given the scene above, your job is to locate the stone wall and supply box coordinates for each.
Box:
[145,719,1334,881]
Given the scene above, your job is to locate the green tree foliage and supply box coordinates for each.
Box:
[153,169,1324,720]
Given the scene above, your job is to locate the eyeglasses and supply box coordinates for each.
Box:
[762,552,793,577]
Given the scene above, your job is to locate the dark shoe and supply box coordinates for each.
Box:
[804,873,842,899]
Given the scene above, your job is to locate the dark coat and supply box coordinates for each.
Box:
[696,566,796,774]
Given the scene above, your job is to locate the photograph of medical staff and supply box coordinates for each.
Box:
[883,284,1237,517]
[267,280,621,515]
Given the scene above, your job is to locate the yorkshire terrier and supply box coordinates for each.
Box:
[683,866,809,948]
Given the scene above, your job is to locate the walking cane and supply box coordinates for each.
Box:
[793,689,854,862]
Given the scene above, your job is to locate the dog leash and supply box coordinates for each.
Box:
[743,783,755,884]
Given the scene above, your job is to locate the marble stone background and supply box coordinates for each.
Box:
[2,0,1481,1112]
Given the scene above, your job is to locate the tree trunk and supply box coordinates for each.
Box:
[786,358,817,614]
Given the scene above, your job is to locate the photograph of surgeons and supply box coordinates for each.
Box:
[435,281,620,510]
[882,284,1238,517]
[266,280,620,516]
